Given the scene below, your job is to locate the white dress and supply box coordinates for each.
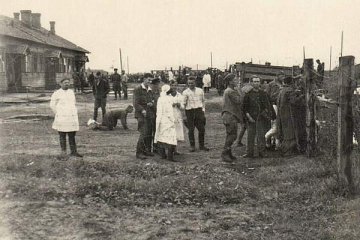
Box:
[50,88,79,132]
[172,92,185,141]
[154,93,177,146]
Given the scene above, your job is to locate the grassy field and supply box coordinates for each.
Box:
[0,88,359,239]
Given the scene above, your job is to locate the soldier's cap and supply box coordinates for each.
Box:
[144,73,154,79]
[96,71,101,76]
[224,73,236,82]
[60,78,70,83]
[150,78,160,84]
[114,68,118,71]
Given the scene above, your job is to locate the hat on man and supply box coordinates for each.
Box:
[96,71,101,76]
[114,68,118,71]
[224,73,235,82]
[150,78,160,84]
[60,77,70,83]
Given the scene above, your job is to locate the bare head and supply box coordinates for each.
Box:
[126,105,134,113]
[187,76,196,90]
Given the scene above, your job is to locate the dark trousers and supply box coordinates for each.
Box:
[94,97,107,121]
[185,108,206,147]
[246,118,267,156]
[122,83,128,99]
[113,84,121,99]
[59,131,77,154]
[145,118,156,152]
[136,116,151,154]
[222,112,238,150]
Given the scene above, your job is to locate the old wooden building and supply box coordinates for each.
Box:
[0,10,89,92]
[230,62,300,83]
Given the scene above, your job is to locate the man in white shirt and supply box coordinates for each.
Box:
[182,76,210,152]
[202,71,212,93]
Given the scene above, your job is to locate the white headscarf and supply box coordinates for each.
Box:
[160,84,171,96]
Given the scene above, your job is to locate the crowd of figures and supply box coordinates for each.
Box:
[221,72,308,163]
[49,66,318,163]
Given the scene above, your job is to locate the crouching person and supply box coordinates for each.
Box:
[102,105,134,130]
[50,78,83,159]
[154,85,178,161]
[221,74,242,162]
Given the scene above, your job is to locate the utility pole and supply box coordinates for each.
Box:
[210,52,213,68]
[119,48,123,72]
[329,46,332,77]
[303,46,306,60]
[341,31,344,57]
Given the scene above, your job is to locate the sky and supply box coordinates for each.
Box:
[1,0,360,73]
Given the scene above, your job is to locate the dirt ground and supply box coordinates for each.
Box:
[0,89,360,239]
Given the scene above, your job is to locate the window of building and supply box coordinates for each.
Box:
[25,55,31,72]
[64,58,67,73]
[33,53,38,73]
[0,52,5,73]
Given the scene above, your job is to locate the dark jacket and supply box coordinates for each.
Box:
[93,77,110,98]
[243,89,275,121]
[133,85,150,118]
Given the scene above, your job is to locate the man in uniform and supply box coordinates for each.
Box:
[133,73,156,159]
[221,73,242,162]
[111,68,122,100]
[93,72,110,121]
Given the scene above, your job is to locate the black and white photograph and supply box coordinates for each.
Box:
[1,0,360,239]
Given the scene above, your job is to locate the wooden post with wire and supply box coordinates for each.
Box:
[337,55,358,193]
[304,58,317,157]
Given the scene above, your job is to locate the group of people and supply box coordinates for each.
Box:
[133,74,210,161]
[49,69,308,163]
[221,72,307,162]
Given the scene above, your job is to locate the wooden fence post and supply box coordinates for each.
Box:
[304,58,317,157]
[337,56,356,192]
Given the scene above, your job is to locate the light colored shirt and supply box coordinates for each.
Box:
[122,74,128,83]
[182,87,205,112]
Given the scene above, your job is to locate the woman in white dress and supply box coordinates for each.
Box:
[169,80,185,155]
[154,85,177,161]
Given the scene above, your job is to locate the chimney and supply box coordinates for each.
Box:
[20,10,32,26]
[31,13,41,28]
[13,13,20,20]
[49,21,55,34]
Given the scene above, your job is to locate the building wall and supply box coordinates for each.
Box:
[0,36,86,92]
[21,72,45,88]
[0,73,7,91]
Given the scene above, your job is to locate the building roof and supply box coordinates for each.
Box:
[0,15,89,53]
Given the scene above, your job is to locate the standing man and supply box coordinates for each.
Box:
[121,70,129,100]
[93,71,110,121]
[202,70,211,93]
[242,76,275,158]
[146,78,161,154]
[183,76,210,152]
[133,73,156,159]
[111,68,122,100]
[316,59,325,88]
[50,78,82,158]
[88,72,95,88]
[221,74,242,162]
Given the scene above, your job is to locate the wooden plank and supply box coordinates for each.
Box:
[303,58,316,157]
[337,56,355,192]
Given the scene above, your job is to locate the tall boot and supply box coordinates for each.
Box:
[229,149,237,160]
[69,132,83,158]
[221,149,233,162]
[159,147,167,159]
[167,146,175,162]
